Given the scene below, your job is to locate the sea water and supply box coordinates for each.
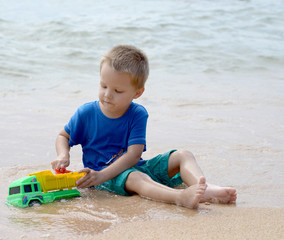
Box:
[0,0,283,238]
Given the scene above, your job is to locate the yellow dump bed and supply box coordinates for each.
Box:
[28,170,85,193]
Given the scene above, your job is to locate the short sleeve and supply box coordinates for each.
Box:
[127,105,148,150]
[64,106,86,147]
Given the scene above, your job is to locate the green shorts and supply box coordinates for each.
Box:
[94,150,183,196]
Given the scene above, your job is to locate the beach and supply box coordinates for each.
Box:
[100,206,284,240]
[1,193,283,239]
[0,0,284,239]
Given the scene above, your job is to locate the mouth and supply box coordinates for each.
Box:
[103,100,112,105]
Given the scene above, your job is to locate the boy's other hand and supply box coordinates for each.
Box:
[76,168,104,188]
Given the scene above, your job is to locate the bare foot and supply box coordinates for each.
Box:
[201,184,237,204]
[177,176,207,208]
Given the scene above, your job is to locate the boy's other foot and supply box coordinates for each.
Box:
[201,184,237,204]
[177,176,207,209]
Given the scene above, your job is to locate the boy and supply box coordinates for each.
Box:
[52,45,236,208]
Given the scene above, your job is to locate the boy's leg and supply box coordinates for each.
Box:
[168,150,237,204]
[125,171,207,209]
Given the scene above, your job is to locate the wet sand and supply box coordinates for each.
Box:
[2,202,282,239]
[99,205,284,240]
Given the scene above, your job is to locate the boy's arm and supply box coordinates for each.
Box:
[51,129,71,170]
[76,144,144,188]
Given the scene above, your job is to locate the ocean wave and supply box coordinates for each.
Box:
[0,0,283,87]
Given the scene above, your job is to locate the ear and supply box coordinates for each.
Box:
[133,88,145,99]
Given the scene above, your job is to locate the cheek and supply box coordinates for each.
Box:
[119,94,131,104]
[98,88,104,99]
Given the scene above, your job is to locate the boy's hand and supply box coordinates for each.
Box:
[76,168,104,188]
[51,158,70,171]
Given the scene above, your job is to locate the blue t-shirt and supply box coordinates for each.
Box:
[64,101,148,170]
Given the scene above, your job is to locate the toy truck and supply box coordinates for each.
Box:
[7,170,85,208]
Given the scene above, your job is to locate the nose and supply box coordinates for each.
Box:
[104,89,112,99]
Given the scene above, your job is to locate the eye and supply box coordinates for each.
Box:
[115,89,123,93]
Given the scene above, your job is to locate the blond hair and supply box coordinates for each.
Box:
[100,45,149,89]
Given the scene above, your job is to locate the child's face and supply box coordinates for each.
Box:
[99,63,144,118]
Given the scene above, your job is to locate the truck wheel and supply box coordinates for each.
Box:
[28,200,41,207]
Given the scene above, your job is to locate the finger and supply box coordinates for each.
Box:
[76,168,93,186]
[51,161,59,170]
[76,169,91,185]
[60,163,67,170]
[77,176,94,188]
[78,168,91,174]
[77,178,93,189]
[76,174,88,186]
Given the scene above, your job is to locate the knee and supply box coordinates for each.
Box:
[125,171,151,193]
[174,149,196,163]
[126,171,150,185]
[175,149,194,159]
